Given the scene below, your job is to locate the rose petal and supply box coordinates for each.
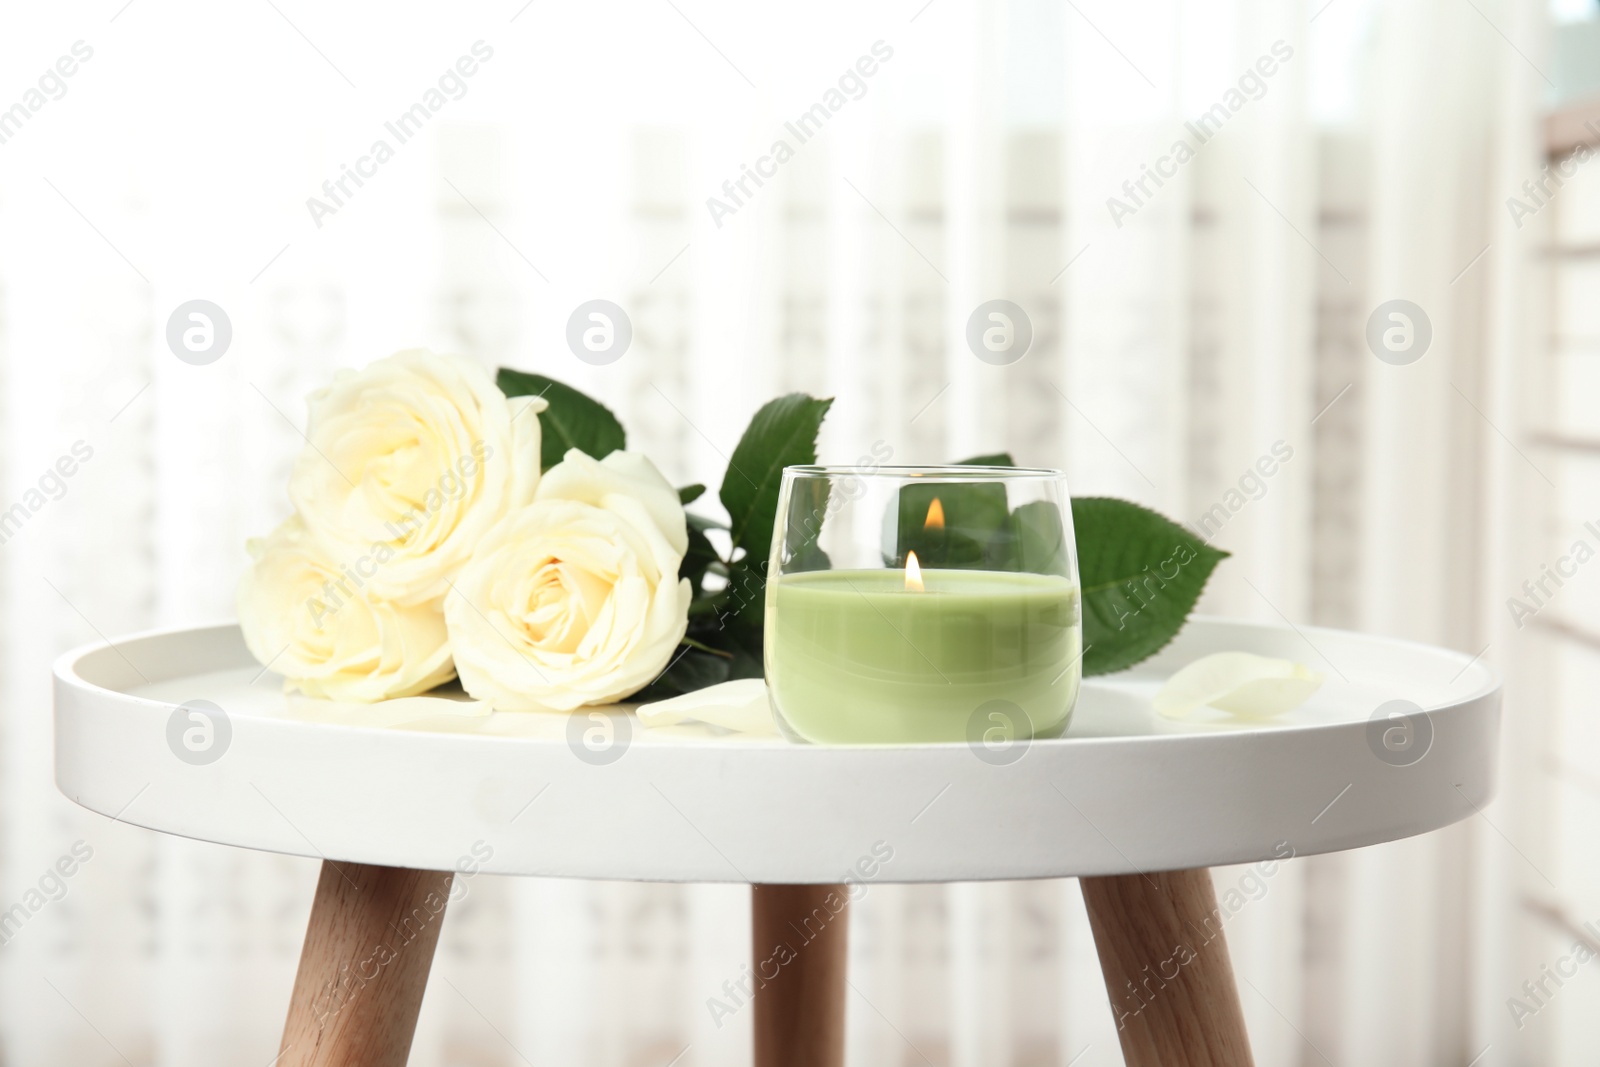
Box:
[238,516,457,701]
[537,449,688,555]
[636,679,776,734]
[444,454,691,711]
[1152,652,1324,720]
[287,350,544,606]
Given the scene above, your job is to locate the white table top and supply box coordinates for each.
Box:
[53,617,1499,883]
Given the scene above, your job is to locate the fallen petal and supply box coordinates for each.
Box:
[1153,652,1324,720]
[636,678,776,734]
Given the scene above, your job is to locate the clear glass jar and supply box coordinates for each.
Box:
[764,465,1081,745]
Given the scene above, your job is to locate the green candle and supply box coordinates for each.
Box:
[765,566,1082,744]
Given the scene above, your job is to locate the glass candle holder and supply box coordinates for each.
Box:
[764,465,1081,745]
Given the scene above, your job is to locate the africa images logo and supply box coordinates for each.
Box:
[1105,40,1293,228]
[705,41,895,229]
[304,41,495,229]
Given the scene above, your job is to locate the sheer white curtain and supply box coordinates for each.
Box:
[0,0,1547,1063]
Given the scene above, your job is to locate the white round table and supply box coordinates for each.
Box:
[54,616,1499,1067]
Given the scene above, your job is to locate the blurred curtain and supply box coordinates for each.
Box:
[0,0,1545,1063]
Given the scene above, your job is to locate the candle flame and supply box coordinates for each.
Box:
[904,550,925,592]
[924,497,945,530]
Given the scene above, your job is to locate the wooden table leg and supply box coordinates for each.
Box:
[752,884,849,1067]
[1080,868,1255,1067]
[278,861,455,1067]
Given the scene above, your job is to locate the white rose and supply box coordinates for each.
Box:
[237,516,455,701]
[444,449,692,711]
[288,349,544,606]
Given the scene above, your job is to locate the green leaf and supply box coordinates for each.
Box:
[884,452,1020,570]
[673,593,766,689]
[688,391,832,689]
[719,393,834,569]
[631,647,733,702]
[720,619,766,680]
[680,521,721,598]
[1008,499,1069,575]
[888,479,1011,570]
[678,483,706,505]
[679,636,734,658]
[1072,496,1228,677]
[787,541,831,573]
[777,469,831,573]
[717,555,768,628]
[687,603,716,624]
[496,369,626,472]
[955,452,1016,467]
